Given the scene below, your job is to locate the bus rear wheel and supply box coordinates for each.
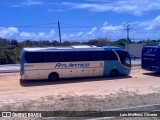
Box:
[48,73,59,81]
[110,70,119,77]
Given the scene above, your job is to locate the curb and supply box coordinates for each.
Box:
[109,104,160,111]
[0,70,20,73]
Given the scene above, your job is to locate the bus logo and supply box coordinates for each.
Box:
[143,48,155,57]
[55,63,90,68]
[146,49,152,53]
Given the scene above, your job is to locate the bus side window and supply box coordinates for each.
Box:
[105,51,118,60]
[59,52,75,62]
[25,52,30,63]
[76,51,91,61]
[43,52,59,62]
[25,52,42,63]
[91,51,104,61]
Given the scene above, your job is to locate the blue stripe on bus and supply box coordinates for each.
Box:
[103,61,120,76]
[103,61,130,76]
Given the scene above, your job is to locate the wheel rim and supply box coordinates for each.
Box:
[49,74,58,81]
[111,70,118,77]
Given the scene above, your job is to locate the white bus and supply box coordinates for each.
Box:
[20,46,131,81]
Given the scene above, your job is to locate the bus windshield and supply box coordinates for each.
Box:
[116,51,131,68]
[124,54,131,68]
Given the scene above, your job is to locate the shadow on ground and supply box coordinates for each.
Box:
[143,72,160,77]
[20,75,132,87]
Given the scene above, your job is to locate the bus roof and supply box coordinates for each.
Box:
[23,46,126,52]
[102,46,120,49]
[23,46,103,52]
[102,46,127,51]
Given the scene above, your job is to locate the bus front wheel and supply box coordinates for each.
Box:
[48,73,59,81]
[110,70,119,77]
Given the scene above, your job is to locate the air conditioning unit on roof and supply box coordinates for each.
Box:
[71,45,97,48]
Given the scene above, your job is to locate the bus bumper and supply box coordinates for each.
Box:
[142,66,160,72]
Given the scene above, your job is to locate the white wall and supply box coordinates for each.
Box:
[125,44,145,58]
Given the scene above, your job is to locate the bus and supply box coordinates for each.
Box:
[20,46,131,81]
[142,46,160,72]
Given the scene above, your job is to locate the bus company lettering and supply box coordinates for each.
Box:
[143,53,155,57]
[143,48,156,57]
[55,63,90,68]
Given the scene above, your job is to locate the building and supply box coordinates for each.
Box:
[125,44,145,58]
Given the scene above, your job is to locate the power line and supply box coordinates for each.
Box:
[61,23,98,28]
[2,22,57,28]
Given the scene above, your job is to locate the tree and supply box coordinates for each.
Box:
[0,53,8,64]
[62,41,71,46]
[52,40,59,46]
[11,40,18,46]
[0,38,10,46]
[87,38,111,46]
[113,39,130,48]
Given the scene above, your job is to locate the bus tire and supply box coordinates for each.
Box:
[48,73,59,81]
[110,70,119,77]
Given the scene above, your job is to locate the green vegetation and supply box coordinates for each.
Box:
[0,37,160,65]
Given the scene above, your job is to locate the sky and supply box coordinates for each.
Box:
[0,0,160,42]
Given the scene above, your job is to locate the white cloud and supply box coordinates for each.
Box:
[1,16,160,41]
[144,15,160,30]
[0,27,57,40]
[47,9,64,12]
[0,27,19,39]
[61,0,160,16]
[13,0,42,7]
[101,22,124,32]
[47,9,52,12]
[61,34,68,40]
[20,29,56,40]
[69,34,75,38]
[19,32,34,38]
[11,0,160,15]
[61,2,112,12]
[134,15,160,30]
[76,32,84,36]
[88,27,97,35]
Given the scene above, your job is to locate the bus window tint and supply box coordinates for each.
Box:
[43,52,59,62]
[25,52,42,63]
[116,51,131,67]
[59,52,75,62]
[115,51,125,62]
[105,51,118,60]
[76,52,91,61]
[91,51,104,61]
[125,55,131,67]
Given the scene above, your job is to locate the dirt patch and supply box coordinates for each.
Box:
[1,92,160,120]
[1,91,160,111]
[0,69,160,119]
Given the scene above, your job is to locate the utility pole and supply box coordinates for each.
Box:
[124,24,132,51]
[124,24,132,43]
[58,21,62,45]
